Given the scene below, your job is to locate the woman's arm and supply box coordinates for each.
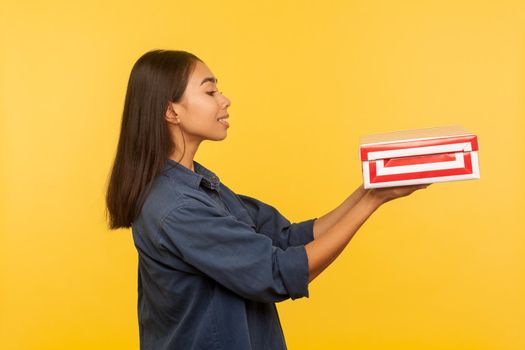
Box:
[312,184,367,240]
[305,184,430,283]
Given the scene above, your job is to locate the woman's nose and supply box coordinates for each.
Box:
[222,94,231,108]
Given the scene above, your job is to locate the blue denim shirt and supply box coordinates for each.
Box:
[131,158,317,349]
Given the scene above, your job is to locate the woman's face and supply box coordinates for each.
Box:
[166,60,231,142]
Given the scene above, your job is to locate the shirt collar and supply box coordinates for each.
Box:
[162,158,221,191]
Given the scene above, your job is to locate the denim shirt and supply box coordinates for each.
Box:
[131,158,317,350]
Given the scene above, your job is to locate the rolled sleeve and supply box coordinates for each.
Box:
[287,218,317,247]
[275,245,310,300]
[158,199,310,303]
[236,193,317,249]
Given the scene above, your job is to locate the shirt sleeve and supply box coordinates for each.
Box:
[157,198,310,303]
[235,193,317,250]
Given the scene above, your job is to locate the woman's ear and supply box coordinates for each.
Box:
[165,102,180,125]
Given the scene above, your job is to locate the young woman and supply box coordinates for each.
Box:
[105,49,430,350]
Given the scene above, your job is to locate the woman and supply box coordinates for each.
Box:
[105,49,430,350]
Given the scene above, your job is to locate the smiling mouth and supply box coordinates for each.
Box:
[218,119,229,127]
[217,114,229,127]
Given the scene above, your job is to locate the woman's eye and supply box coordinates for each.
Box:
[207,91,218,96]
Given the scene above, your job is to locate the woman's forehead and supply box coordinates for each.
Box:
[191,62,217,86]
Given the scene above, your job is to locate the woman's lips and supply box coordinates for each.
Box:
[218,118,229,127]
[218,114,229,127]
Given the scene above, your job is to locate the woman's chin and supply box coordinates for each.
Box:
[207,131,228,141]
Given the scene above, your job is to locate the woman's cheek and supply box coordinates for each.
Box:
[195,95,216,112]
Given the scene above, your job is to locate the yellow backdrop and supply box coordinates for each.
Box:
[1,0,524,349]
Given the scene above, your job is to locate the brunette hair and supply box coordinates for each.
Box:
[105,49,202,229]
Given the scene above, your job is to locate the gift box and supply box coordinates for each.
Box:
[359,125,480,189]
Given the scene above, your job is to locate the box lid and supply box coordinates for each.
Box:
[359,125,478,161]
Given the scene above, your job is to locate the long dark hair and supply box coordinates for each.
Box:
[105,49,203,230]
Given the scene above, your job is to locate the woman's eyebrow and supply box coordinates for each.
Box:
[200,76,218,85]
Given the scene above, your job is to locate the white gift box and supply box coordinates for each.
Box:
[359,125,480,189]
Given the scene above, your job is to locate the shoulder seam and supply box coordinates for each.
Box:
[152,199,193,248]
[157,199,192,230]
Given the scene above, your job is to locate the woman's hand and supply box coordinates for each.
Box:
[367,183,431,205]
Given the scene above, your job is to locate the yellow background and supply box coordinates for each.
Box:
[1,0,524,349]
